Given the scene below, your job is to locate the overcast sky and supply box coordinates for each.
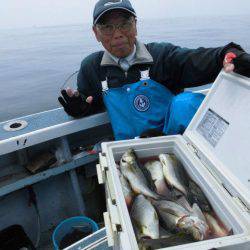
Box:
[1,0,250,29]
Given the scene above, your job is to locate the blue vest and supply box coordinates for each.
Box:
[102,70,205,140]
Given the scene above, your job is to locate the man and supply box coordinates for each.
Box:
[58,0,250,140]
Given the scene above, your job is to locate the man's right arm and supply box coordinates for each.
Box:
[58,52,105,118]
[77,52,105,115]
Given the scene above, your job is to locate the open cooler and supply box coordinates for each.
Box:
[96,71,250,250]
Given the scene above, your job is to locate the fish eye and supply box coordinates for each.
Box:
[121,158,126,163]
[141,236,151,240]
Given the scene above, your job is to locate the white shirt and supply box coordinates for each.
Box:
[107,45,136,71]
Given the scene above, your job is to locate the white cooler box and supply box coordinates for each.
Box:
[96,71,250,250]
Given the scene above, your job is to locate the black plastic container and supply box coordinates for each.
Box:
[0,225,35,250]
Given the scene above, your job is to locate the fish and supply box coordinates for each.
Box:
[191,203,206,223]
[177,215,210,241]
[120,149,160,199]
[204,212,232,238]
[117,169,134,208]
[188,180,212,212]
[159,153,187,196]
[176,196,193,212]
[152,199,209,241]
[176,198,208,234]
[159,226,173,239]
[139,232,194,249]
[132,150,157,192]
[131,195,159,240]
[152,199,190,230]
[144,160,171,198]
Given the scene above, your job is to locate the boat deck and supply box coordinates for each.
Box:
[0,108,112,249]
[0,108,110,155]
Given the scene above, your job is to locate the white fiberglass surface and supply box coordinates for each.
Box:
[104,137,248,249]
[185,72,250,207]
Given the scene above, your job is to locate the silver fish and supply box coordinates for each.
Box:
[159,226,173,239]
[175,198,209,240]
[117,169,134,208]
[152,200,209,241]
[132,149,157,192]
[139,233,194,249]
[144,160,170,198]
[178,215,209,241]
[159,153,187,196]
[120,149,160,199]
[152,200,190,221]
[204,212,232,238]
[191,203,206,223]
[188,180,211,212]
[176,196,193,213]
[176,197,206,223]
[131,195,159,240]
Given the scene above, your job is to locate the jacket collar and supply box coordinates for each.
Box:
[101,40,153,67]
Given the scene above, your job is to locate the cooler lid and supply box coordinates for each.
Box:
[184,71,250,209]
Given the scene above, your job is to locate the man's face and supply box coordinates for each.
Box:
[93,10,137,58]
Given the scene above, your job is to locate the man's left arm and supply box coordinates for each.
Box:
[166,42,250,89]
[222,44,250,77]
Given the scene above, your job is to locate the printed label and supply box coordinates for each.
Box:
[197,109,229,147]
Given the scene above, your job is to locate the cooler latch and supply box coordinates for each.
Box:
[107,198,121,227]
[103,212,115,246]
[97,153,117,202]
[97,153,108,184]
[96,163,105,184]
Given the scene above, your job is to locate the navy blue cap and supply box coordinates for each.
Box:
[93,0,136,25]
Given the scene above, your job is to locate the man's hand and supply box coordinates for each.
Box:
[223,49,250,77]
[58,88,93,117]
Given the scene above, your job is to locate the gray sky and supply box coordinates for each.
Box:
[1,0,250,29]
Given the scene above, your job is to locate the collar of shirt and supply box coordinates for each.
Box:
[101,40,153,67]
[106,45,136,70]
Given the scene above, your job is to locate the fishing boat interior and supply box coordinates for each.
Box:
[0,109,113,249]
[0,87,220,250]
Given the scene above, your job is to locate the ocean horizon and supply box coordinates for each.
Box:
[1,15,249,122]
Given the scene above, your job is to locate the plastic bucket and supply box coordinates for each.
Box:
[52,216,99,250]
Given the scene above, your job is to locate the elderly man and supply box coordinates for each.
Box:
[58,0,250,140]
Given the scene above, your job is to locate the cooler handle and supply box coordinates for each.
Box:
[103,212,115,247]
[96,163,105,184]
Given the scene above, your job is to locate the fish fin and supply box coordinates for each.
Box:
[135,153,157,192]
[125,195,133,208]
[176,196,193,212]
[155,180,171,199]
[191,203,206,222]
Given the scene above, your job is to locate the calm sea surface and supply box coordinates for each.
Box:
[0,15,249,122]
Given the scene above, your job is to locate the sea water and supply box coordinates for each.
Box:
[0,15,249,122]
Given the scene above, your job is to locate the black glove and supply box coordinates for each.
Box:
[58,89,90,118]
[233,52,250,78]
[226,47,250,78]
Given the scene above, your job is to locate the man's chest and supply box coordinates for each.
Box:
[103,65,153,88]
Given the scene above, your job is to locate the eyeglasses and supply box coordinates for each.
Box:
[96,18,135,36]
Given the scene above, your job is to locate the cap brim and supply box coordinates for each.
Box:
[94,7,136,25]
